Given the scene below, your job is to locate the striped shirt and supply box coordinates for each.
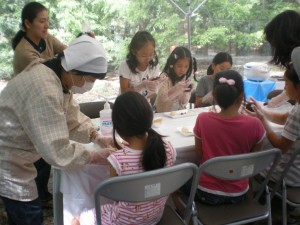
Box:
[79,141,176,225]
[264,104,300,186]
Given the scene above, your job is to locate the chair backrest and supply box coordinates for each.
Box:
[199,148,281,199]
[94,162,199,225]
[79,101,114,119]
[270,147,300,198]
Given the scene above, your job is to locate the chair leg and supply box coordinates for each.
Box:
[282,182,287,225]
[265,187,272,225]
[53,168,64,225]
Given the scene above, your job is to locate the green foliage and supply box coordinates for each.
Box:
[0,0,299,79]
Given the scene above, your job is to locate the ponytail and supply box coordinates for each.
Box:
[142,128,167,171]
[12,30,26,50]
[207,64,213,75]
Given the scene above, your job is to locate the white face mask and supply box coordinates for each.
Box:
[70,75,95,94]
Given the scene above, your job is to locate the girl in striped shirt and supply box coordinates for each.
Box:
[72,92,176,225]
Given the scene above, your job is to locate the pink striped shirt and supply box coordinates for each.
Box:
[79,141,176,225]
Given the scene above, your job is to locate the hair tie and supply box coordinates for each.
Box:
[219,77,235,85]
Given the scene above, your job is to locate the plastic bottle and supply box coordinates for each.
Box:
[99,100,113,136]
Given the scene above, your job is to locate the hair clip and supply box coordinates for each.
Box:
[170,65,173,68]
[219,77,235,85]
[174,54,178,59]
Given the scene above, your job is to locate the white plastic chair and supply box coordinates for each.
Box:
[94,162,199,225]
[185,148,281,225]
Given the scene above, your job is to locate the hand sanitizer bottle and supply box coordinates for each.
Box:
[99,100,113,136]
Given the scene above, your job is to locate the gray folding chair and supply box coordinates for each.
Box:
[79,101,114,119]
[269,147,300,225]
[188,148,281,225]
[94,162,199,225]
[53,168,64,225]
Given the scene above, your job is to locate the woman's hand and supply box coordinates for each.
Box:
[89,147,116,164]
[92,135,114,148]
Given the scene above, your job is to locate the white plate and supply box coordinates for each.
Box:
[164,109,202,119]
[177,126,194,136]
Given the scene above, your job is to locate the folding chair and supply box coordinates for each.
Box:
[53,168,64,225]
[94,162,199,225]
[187,148,281,225]
[269,147,300,225]
[79,101,114,119]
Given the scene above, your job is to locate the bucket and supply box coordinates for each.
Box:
[244,62,270,81]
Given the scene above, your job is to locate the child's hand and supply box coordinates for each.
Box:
[175,80,188,93]
[143,79,160,92]
[243,97,264,120]
[184,81,193,92]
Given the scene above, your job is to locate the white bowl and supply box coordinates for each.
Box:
[244,62,270,81]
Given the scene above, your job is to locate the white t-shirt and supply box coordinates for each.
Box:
[118,61,160,98]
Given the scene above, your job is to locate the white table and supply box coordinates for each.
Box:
[57,105,289,224]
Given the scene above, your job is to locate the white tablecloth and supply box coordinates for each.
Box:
[59,105,289,223]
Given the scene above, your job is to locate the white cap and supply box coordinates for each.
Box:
[61,35,107,75]
[291,47,300,79]
[104,101,110,110]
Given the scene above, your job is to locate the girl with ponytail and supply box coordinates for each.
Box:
[72,91,176,225]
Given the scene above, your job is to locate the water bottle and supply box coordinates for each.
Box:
[99,101,113,136]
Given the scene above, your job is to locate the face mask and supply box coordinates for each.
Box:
[70,75,95,94]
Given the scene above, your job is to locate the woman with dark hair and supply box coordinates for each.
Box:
[12,1,66,75]
[12,2,67,208]
[195,52,233,107]
[0,35,112,225]
[72,92,176,225]
[263,10,300,108]
[264,10,300,68]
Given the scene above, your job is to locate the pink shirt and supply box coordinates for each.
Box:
[103,141,176,225]
[194,112,265,196]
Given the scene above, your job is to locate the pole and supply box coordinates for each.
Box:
[168,0,208,51]
[187,0,191,51]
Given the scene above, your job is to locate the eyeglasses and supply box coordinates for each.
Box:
[136,53,155,60]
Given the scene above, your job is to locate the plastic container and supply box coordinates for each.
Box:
[244,62,270,81]
[99,101,113,136]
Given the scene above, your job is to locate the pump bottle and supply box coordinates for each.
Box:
[99,101,113,136]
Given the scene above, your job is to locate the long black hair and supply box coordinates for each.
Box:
[126,31,159,74]
[112,92,167,171]
[213,70,244,109]
[12,2,47,50]
[264,10,300,68]
[161,46,194,85]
